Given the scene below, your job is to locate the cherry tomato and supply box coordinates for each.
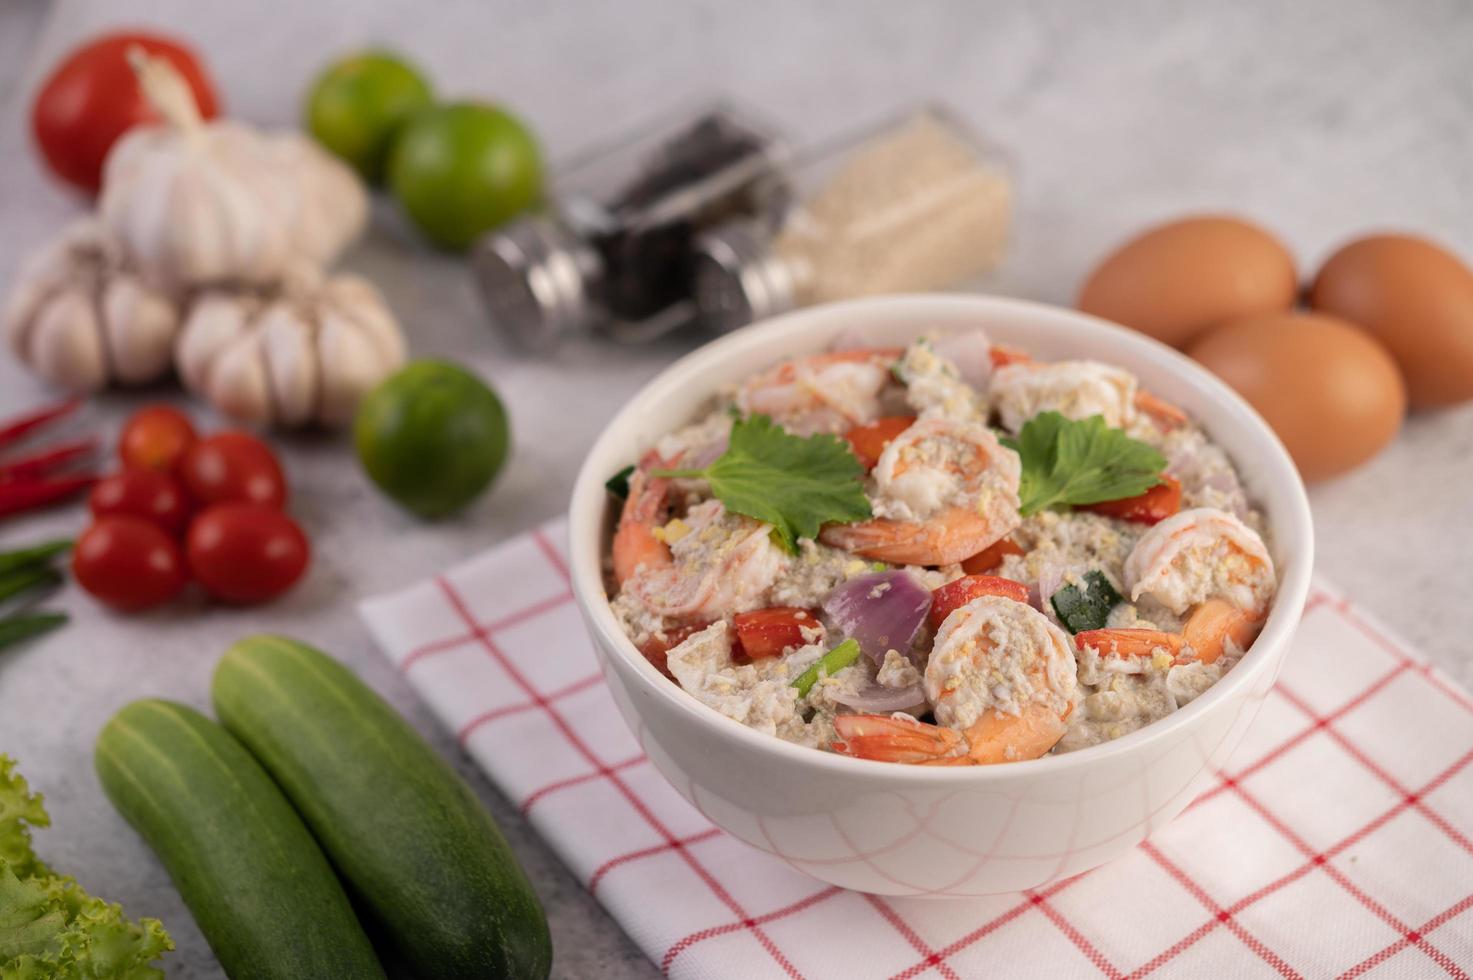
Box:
[180,432,287,509]
[960,537,1025,575]
[73,516,187,612]
[88,469,191,536]
[636,622,710,680]
[989,345,1032,369]
[842,416,916,471]
[733,607,824,660]
[928,575,1030,630]
[1080,476,1182,525]
[32,32,219,194]
[186,503,309,604]
[119,405,197,472]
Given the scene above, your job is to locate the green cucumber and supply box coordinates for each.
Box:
[212,635,552,980]
[94,700,385,980]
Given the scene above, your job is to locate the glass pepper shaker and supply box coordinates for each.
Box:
[692,105,1013,334]
[472,104,789,352]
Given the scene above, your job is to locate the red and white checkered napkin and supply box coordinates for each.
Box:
[359,519,1473,980]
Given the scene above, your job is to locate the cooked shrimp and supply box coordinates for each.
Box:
[834,596,1078,765]
[1074,597,1263,666]
[1123,507,1275,616]
[612,451,676,586]
[613,455,788,621]
[735,348,901,436]
[990,358,1187,432]
[819,417,1022,566]
[992,360,1137,432]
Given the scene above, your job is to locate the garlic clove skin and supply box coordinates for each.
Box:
[316,310,388,427]
[4,220,181,392]
[259,303,318,428]
[30,291,108,392]
[324,275,406,366]
[202,328,276,428]
[176,271,406,429]
[272,134,369,267]
[103,277,179,384]
[101,122,298,291]
[174,292,249,394]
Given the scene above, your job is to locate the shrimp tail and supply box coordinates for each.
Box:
[832,714,965,763]
[1181,598,1263,665]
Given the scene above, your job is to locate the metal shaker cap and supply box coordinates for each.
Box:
[691,223,796,334]
[471,216,603,353]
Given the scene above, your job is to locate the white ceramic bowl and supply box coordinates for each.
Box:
[569,294,1313,897]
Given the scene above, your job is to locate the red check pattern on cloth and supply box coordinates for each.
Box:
[359,519,1473,979]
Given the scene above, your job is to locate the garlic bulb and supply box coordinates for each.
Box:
[176,266,406,428]
[271,134,369,267]
[99,50,369,288]
[4,220,180,391]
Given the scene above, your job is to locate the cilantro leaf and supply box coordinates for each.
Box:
[1008,412,1166,516]
[654,414,872,554]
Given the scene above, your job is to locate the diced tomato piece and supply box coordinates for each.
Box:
[638,623,709,679]
[928,575,1030,629]
[842,416,916,471]
[989,345,1032,369]
[960,537,1025,575]
[733,607,823,660]
[1080,476,1182,525]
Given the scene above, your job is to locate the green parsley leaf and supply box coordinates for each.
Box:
[1008,412,1166,516]
[1050,570,1124,634]
[654,414,872,554]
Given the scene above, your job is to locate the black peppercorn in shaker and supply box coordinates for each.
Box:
[472,105,789,352]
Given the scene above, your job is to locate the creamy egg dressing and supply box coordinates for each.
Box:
[607,333,1275,765]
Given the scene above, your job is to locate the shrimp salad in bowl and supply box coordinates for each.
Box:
[603,329,1276,768]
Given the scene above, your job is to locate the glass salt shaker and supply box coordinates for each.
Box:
[692,105,1013,334]
[472,105,789,352]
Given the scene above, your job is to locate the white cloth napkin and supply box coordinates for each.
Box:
[359,519,1473,979]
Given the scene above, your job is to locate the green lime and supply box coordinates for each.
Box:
[387,102,543,251]
[355,360,510,518]
[305,50,433,184]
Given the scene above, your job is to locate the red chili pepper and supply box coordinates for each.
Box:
[0,439,98,484]
[0,474,98,518]
[0,400,81,452]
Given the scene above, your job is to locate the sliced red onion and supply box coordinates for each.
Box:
[930,329,994,388]
[822,570,932,664]
[1033,562,1065,616]
[687,434,729,470]
[832,681,927,714]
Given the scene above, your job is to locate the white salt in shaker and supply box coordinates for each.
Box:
[693,106,1013,333]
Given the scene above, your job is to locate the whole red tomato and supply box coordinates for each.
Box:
[73,516,188,612]
[180,432,287,509]
[119,405,197,472]
[31,32,219,194]
[89,469,192,536]
[187,503,309,604]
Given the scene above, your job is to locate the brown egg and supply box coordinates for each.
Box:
[1188,312,1405,482]
[1078,215,1298,348]
[1309,233,1473,409]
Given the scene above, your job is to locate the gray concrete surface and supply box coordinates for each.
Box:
[1,1,1469,977]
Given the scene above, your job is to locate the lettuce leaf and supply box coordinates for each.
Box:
[0,756,172,979]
